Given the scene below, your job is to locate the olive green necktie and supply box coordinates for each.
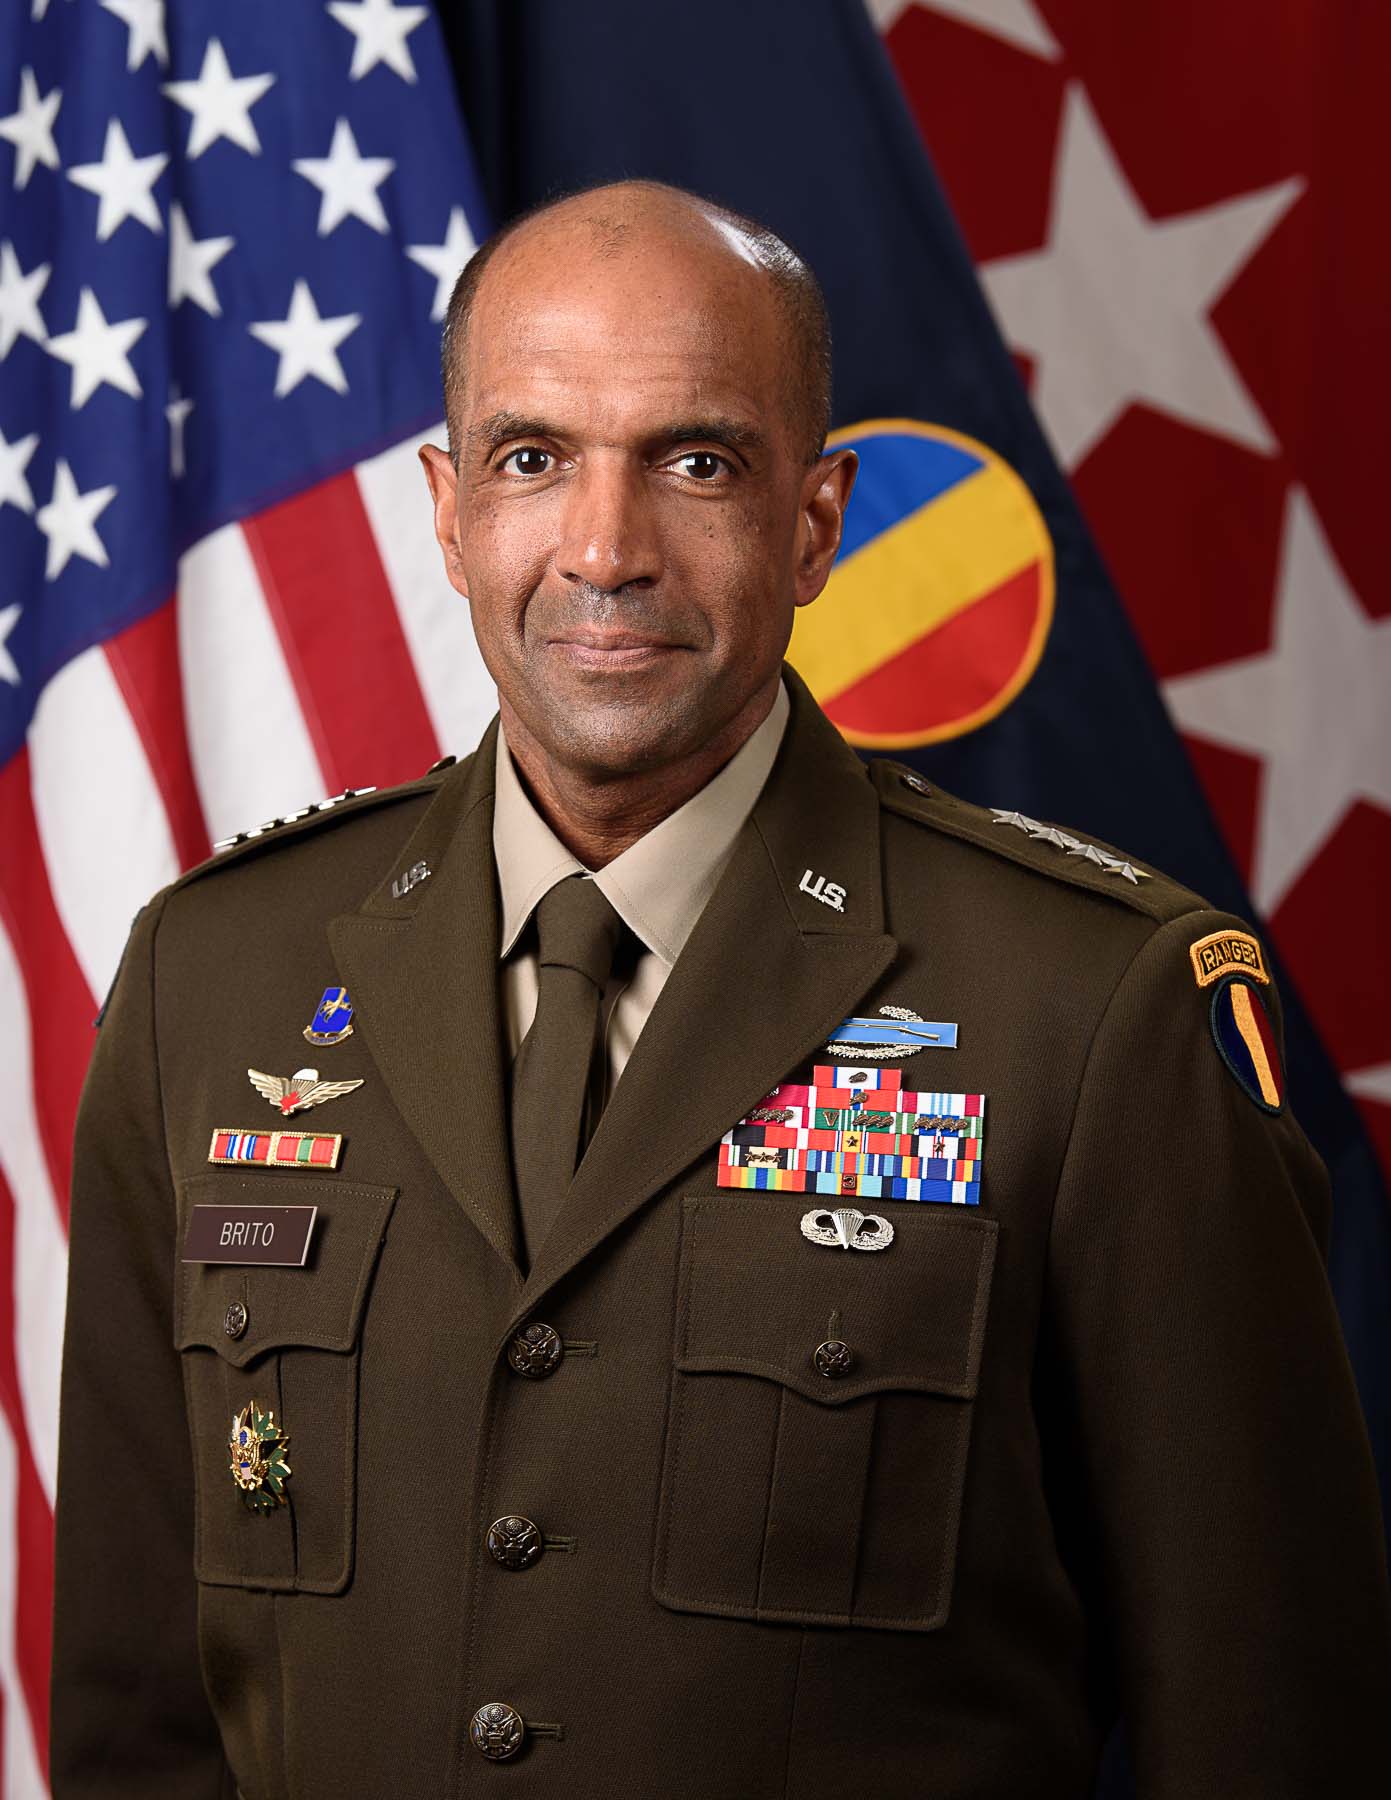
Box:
[509,874,622,1266]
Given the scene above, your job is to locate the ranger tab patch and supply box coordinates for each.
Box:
[1210,977,1285,1114]
[1189,928,1269,989]
[719,1066,984,1204]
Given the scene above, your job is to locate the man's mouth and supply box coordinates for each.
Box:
[547,630,685,670]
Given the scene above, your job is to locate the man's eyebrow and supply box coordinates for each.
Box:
[650,418,766,457]
[468,411,553,453]
[464,412,769,458]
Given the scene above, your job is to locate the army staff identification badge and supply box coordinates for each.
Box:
[229,1401,291,1512]
[719,1065,985,1204]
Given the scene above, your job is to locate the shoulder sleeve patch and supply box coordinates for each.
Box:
[1189,927,1269,988]
[1210,975,1285,1113]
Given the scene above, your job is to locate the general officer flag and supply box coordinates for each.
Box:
[0,3,487,1787]
[438,0,1390,1526]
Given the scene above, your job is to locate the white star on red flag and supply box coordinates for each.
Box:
[981,85,1302,469]
[1165,487,1391,915]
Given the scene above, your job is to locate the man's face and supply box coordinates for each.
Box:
[422,212,855,780]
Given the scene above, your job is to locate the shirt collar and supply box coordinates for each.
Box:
[493,681,790,967]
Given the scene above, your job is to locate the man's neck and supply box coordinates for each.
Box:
[499,685,779,869]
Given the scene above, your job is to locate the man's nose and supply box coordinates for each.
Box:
[554,457,662,592]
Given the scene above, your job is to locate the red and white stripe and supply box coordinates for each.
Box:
[0,425,496,1785]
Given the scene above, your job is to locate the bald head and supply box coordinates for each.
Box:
[440,180,832,466]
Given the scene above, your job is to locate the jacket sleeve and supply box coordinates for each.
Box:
[51,897,234,1797]
[1043,909,1391,1796]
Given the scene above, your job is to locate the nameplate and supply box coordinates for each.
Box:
[182,1203,318,1267]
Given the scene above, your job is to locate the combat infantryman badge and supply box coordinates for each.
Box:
[229,1401,291,1511]
[247,1067,364,1115]
[304,986,354,1045]
[825,1005,959,1060]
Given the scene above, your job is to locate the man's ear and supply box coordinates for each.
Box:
[418,442,470,599]
[793,447,858,608]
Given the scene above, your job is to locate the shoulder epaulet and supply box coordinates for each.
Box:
[168,756,460,896]
[870,758,1207,926]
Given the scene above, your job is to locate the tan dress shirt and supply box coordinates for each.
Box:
[493,682,790,1098]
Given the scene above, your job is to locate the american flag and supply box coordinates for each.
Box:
[0,2,488,1785]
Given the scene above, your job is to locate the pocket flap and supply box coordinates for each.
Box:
[675,1193,997,1404]
[174,1174,397,1368]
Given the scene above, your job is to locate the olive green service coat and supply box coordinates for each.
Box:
[52,673,1391,1797]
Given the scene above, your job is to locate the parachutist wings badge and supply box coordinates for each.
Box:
[247,1067,364,1116]
[800,1207,895,1251]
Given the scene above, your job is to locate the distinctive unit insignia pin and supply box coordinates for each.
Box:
[247,1067,363,1116]
[304,986,354,1045]
[800,1206,895,1251]
[229,1401,291,1511]
[825,1005,959,1060]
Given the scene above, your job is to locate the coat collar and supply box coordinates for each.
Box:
[329,720,524,1278]
[329,670,896,1303]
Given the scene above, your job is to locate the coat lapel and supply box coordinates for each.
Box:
[518,674,897,1315]
[328,725,523,1279]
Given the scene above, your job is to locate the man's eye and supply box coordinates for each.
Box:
[502,448,553,475]
[673,452,727,481]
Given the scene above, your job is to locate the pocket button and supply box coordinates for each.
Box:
[814,1338,854,1379]
[223,1299,248,1341]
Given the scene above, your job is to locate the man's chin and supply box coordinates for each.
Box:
[530,690,712,782]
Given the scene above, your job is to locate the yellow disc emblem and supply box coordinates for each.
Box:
[789,418,1055,747]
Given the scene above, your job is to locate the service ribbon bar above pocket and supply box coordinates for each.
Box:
[208,1128,343,1170]
[718,1067,985,1205]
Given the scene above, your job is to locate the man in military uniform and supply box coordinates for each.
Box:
[52,182,1391,1796]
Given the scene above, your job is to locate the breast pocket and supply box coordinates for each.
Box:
[653,1193,997,1632]
[173,1173,397,1595]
